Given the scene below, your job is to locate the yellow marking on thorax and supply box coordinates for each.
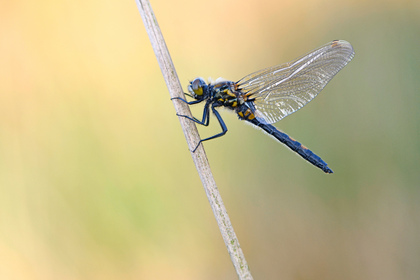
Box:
[224,89,236,98]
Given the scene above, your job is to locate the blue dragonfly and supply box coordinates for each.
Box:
[174,40,355,173]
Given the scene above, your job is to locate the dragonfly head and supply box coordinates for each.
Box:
[188,77,207,100]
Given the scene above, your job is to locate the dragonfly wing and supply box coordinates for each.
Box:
[237,40,355,124]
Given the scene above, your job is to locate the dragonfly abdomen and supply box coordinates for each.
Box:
[249,119,333,173]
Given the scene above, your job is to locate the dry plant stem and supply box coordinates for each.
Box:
[135,1,253,279]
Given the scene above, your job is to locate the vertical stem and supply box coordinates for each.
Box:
[135,1,253,279]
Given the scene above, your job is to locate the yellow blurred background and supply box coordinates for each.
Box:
[1,0,419,279]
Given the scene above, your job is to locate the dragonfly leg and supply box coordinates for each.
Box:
[171,96,203,105]
[192,103,227,152]
[176,99,211,126]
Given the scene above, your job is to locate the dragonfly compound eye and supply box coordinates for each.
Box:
[190,78,206,96]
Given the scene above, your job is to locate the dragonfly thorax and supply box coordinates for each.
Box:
[188,78,242,105]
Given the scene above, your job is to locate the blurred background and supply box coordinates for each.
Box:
[1,0,419,279]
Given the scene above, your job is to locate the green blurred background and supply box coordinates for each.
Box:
[1,0,419,279]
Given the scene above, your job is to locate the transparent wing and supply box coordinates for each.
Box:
[237,40,355,124]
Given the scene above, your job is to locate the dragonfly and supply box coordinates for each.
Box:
[173,40,355,173]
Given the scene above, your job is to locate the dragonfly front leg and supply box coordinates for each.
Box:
[171,96,203,105]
